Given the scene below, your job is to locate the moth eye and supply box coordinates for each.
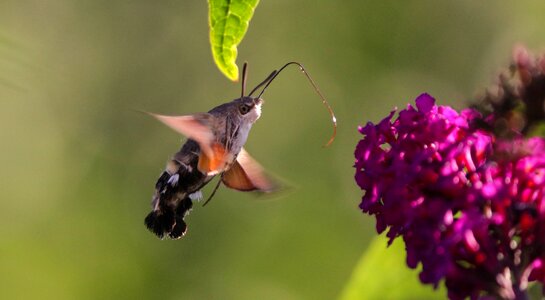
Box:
[239,104,251,115]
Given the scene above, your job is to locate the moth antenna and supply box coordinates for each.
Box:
[202,177,223,207]
[256,62,337,147]
[241,62,248,98]
[248,70,278,97]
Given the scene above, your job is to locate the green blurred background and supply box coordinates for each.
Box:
[1,1,545,299]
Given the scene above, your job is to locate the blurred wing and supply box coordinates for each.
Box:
[222,148,277,192]
[148,112,227,175]
[197,141,227,175]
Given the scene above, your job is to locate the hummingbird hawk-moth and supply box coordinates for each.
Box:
[144,62,336,239]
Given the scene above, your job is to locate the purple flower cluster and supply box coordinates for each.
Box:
[355,94,545,299]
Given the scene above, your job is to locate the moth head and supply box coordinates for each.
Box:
[237,96,263,123]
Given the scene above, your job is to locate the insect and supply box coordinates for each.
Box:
[144,62,336,239]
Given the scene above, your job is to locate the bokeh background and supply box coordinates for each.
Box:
[2,1,545,299]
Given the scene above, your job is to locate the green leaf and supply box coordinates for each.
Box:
[339,236,446,300]
[208,0,259,81]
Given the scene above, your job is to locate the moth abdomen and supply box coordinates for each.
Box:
[145,149,211,239]
[168,197,193,239]
[144,209,175,239]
